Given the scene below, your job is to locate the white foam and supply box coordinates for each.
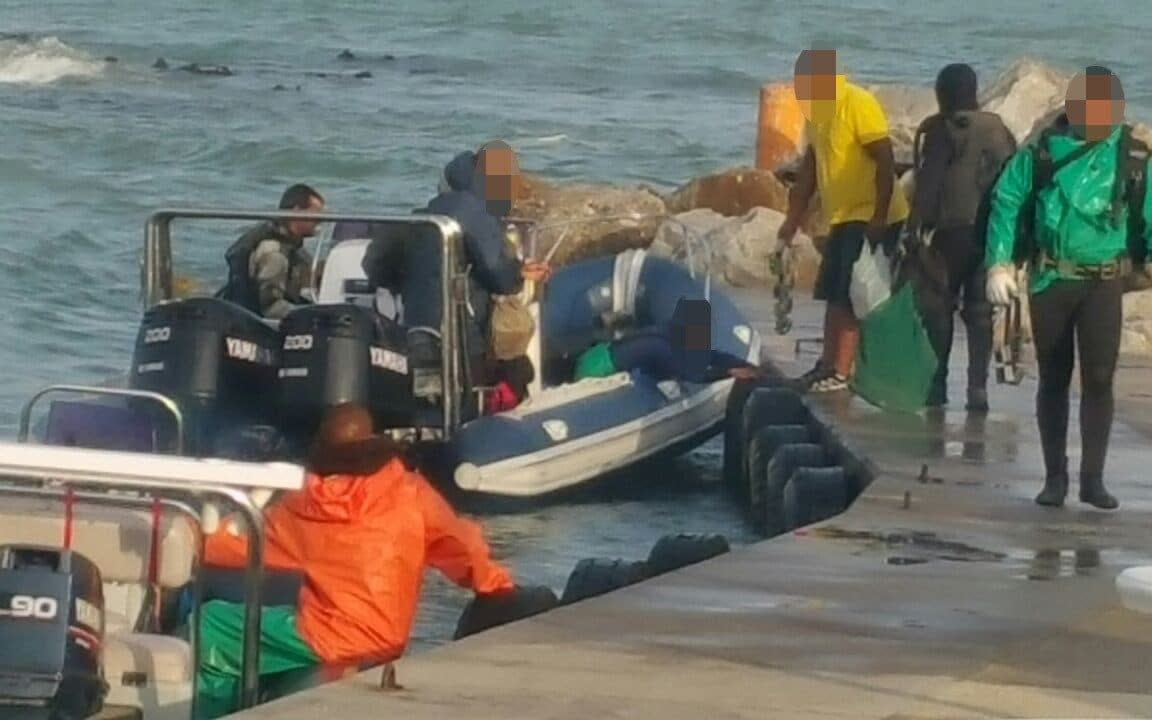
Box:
[0,36,105,85]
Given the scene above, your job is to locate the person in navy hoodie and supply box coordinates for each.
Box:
[401,142,549,382]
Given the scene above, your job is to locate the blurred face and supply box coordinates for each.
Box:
[671,299,712,353]
[794,49,838,123]
[683,322,710,351]
[1065,71,1125,142]
[287,195,324,239]
[477,144,522,217]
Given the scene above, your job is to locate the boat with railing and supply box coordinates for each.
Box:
[21,207,760,499]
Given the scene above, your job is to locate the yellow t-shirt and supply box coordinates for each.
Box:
[805,76,909,226]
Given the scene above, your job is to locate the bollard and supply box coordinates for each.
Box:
[378,663,401,691]
[756,83,805,172]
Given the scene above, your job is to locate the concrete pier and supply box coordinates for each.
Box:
[230,294,1152,719]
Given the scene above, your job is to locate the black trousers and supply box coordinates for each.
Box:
[1029,277,1123,480]
[919,226,993,401]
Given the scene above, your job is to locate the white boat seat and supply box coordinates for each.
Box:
[104,633,193,686]
[0,497,197,633]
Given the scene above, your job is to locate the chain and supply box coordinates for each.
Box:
[769,246,795,335]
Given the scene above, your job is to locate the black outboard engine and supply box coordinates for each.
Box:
[276,303,415,438]
[0,546,107,720]
[129,296,281,454]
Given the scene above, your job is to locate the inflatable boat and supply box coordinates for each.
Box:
[21,208,760,500]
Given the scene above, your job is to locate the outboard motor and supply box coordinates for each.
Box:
[129,296,281,454]
[0,546,107,720]
[276,303,415,438]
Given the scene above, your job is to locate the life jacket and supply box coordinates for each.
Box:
[912,110,1017,237]
[1009,120,1149,278]
[216,222,298,314]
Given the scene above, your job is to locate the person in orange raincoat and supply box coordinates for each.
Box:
[195,403,516,716]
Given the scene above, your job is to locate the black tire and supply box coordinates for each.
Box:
[721,377,769,498]
[453,585,560,640]
[646,533,731,577]
[560,558,651,605]
[745,424,815,531]
[781,466,850,531]
[724,387,810,503]
[759,443,830,538]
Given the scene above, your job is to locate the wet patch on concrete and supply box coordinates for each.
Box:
[810,526,1008,563]
[1002,546,1152,581]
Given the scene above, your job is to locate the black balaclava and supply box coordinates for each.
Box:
[935,63,979,115]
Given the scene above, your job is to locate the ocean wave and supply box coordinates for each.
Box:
[0,36,106,85]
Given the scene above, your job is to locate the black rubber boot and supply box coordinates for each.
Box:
[923,309,954,407]
[1036,387,1071,492]
[1035,466,1069,507]
[1079,474,1119,510]
[962,304,993,413]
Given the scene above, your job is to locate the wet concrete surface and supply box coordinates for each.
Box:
[233,293,1152,719]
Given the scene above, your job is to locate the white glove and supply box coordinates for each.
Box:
[986,266,1019,306]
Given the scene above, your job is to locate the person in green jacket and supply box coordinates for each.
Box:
[984,66,1152,511]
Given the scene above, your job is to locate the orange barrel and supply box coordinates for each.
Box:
[756,82,805,171]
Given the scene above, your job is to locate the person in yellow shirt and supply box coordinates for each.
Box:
[778,49,909,392]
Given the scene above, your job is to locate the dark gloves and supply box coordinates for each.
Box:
[453,584,558,640]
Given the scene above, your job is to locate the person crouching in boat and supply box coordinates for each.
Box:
[195,402,518,716]
[573,298,762,383]
[484,355,536,414]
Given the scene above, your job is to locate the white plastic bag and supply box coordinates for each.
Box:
[849,243,893,318]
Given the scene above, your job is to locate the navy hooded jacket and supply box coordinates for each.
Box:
[403,151,524,350]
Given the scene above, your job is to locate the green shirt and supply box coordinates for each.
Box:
[985,124,1152,294]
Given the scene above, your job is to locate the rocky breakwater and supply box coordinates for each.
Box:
[511,175,667,266]
[514,165,824,292]
[516,58,1152,354]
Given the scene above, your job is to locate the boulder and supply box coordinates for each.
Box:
[859,59,1073,170]
[864,83,938,168]
[512,175,666,266]
[1122,290,1152,355]
[666,167,790,217]
[650,208,821,290]
[980,58,1070,142]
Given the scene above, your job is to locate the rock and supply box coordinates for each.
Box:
[1122,290,1152,354]
[354,70,372,79]
[650,208,821,290]
[855,60,1073,170]
[864,83,938,168]
[650,208,731,261]
[981,58,1070,142]
[178,63,234,77]
[512,176,667,266]
[665,167,790,217]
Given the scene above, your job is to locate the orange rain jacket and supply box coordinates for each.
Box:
[203,458,515,666]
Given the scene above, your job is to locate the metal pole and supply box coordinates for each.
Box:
[138,208,465,433]
[214,486,267,710]
[440,223,456,438]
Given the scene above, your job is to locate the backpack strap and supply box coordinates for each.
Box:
[1120,126,1150,263]
[1032,126,1097,191]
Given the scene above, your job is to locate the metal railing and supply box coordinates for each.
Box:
[18,385,186,454]
[0,441,297,712]
[140,209,466,437]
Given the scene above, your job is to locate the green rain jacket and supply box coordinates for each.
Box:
[985,124,1152,294]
